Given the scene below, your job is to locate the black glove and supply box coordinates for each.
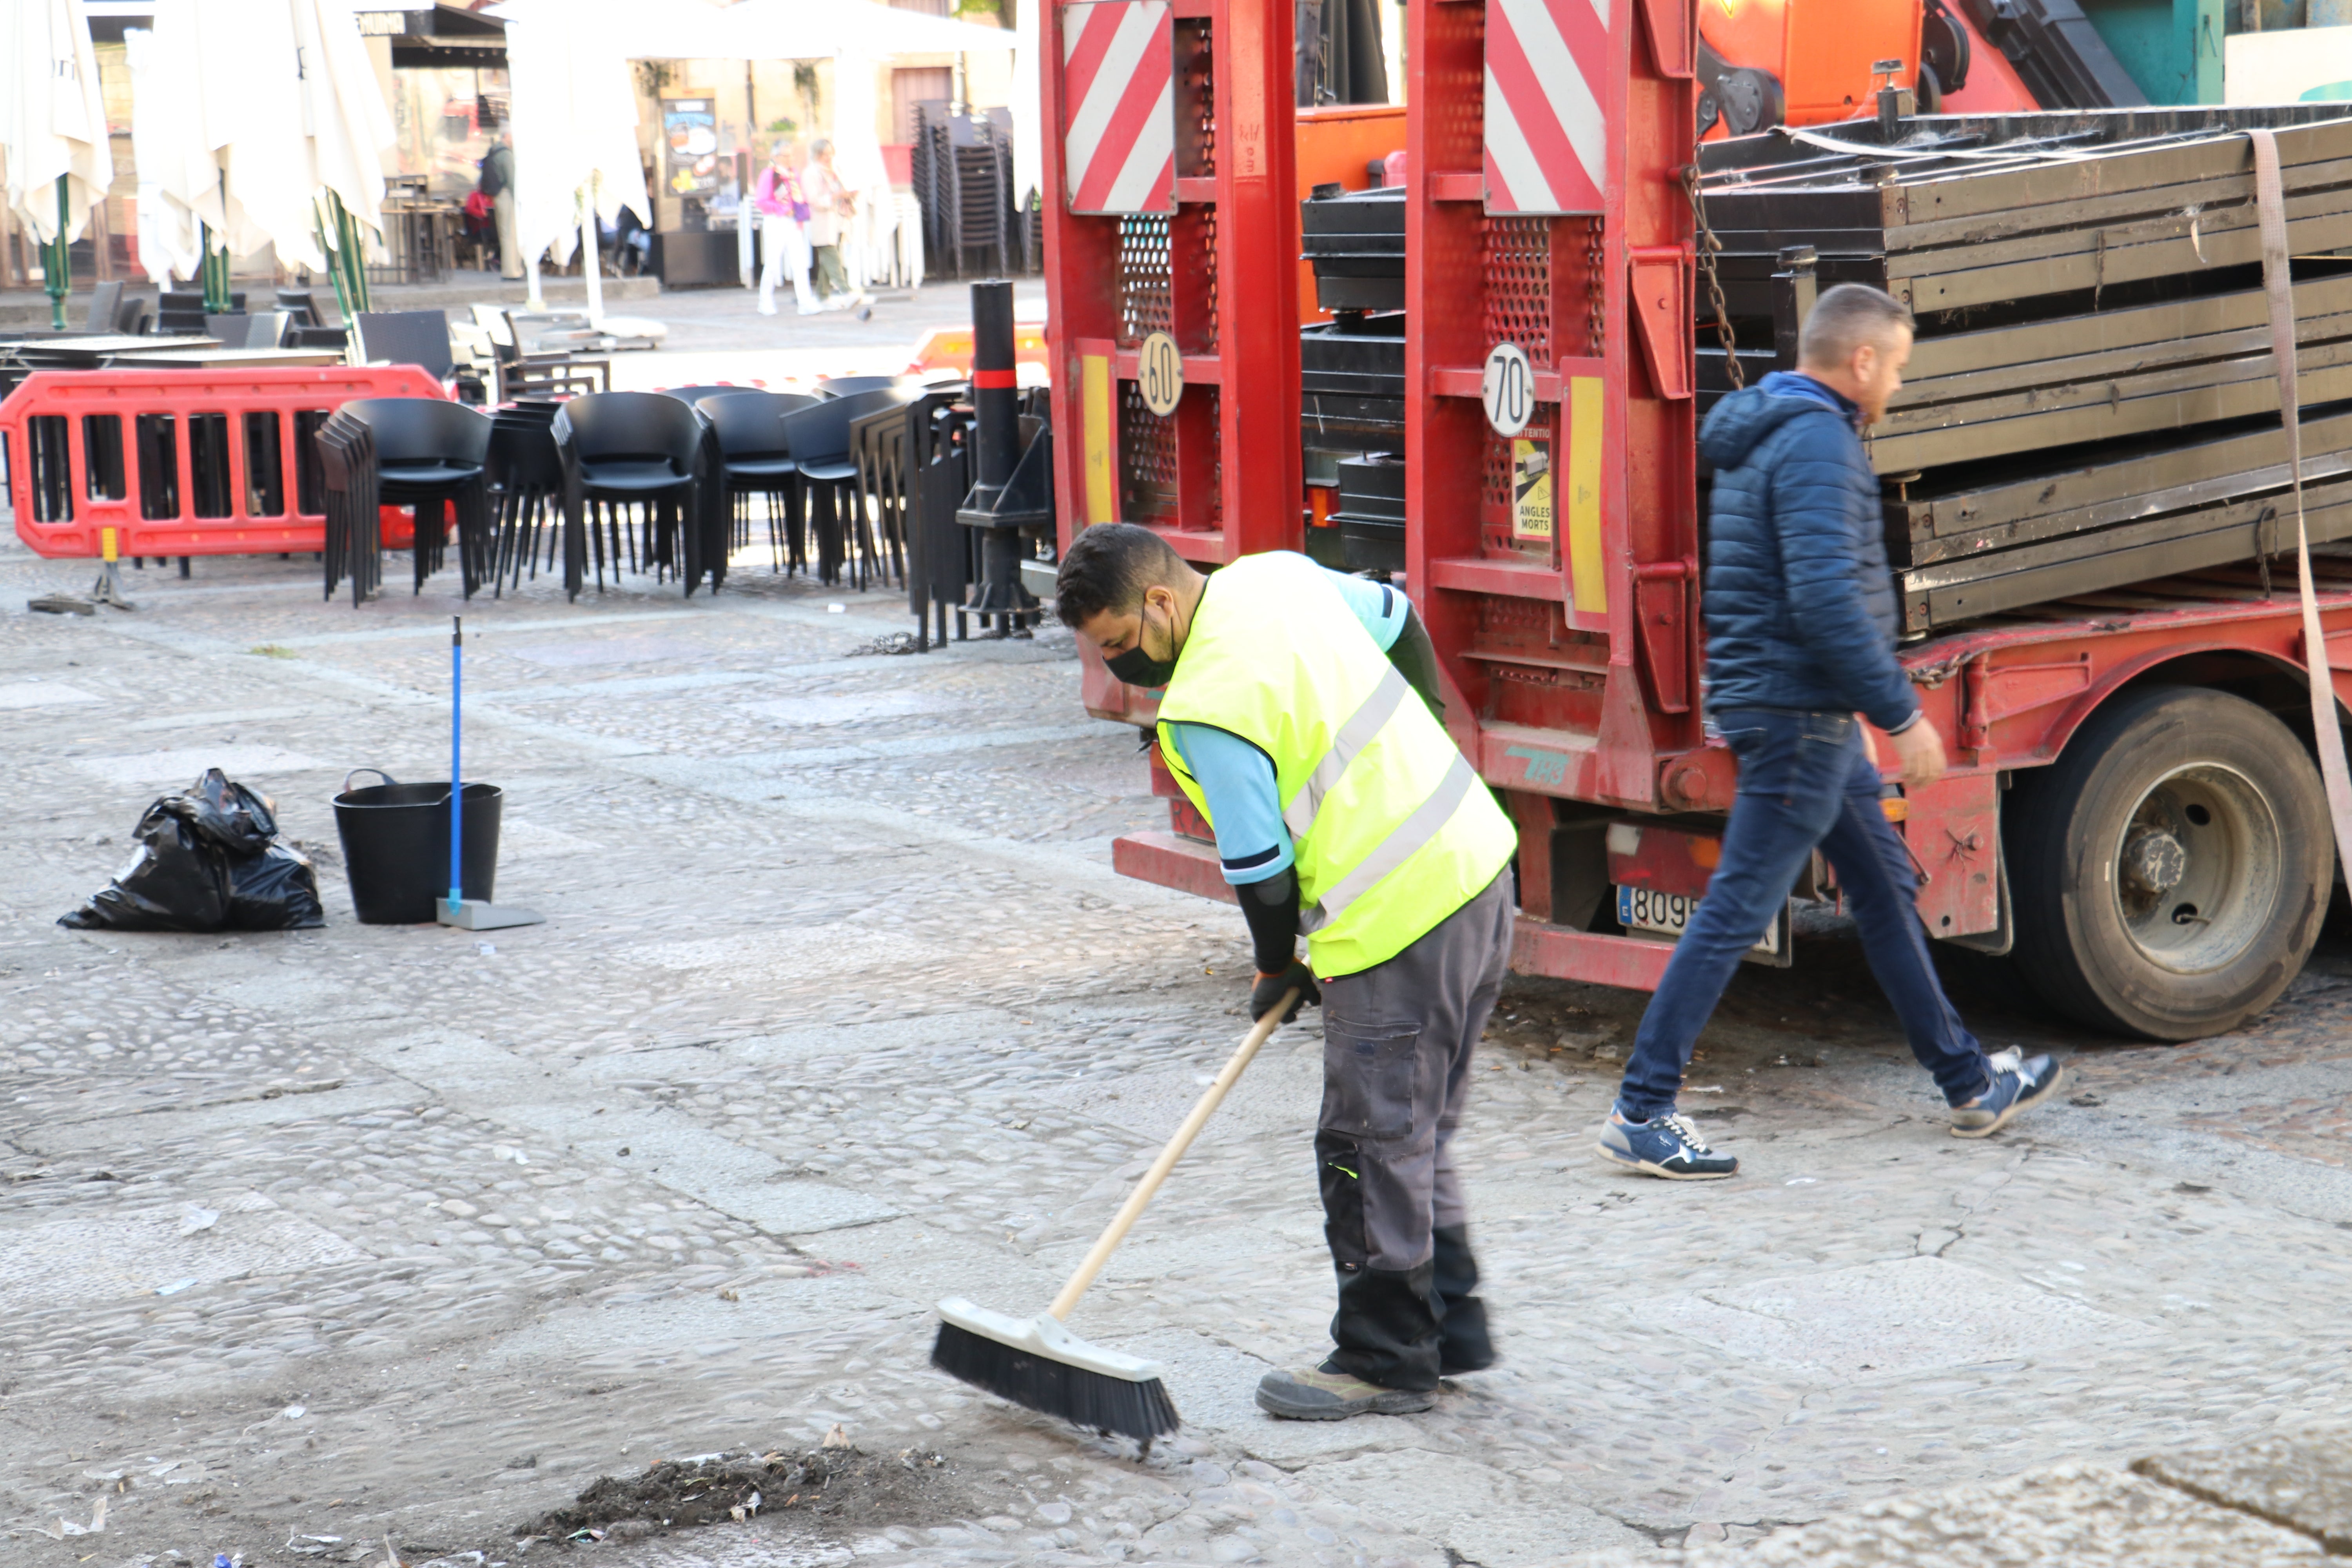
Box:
[1250,960,1321,1024]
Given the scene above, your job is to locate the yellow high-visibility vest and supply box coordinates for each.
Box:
[1156,552,1517,978]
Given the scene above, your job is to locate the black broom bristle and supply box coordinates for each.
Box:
[931,1318,1181,1440]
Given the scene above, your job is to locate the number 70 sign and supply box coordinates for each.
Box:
[1481,342,1534,437]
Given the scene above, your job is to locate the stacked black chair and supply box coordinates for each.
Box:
[318,398,495,600]
[696,390,819,575]
[552,391,720,596]
[909,400,979,647]
[317,412,382,605]
[275,288,323,327]
[853,385,964,589]
[486,402,568,599]
[780,386,923,589]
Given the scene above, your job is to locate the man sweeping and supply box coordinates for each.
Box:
[1057,525,1518,1421]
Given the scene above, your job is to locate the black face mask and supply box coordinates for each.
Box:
[1105,601,1179,688]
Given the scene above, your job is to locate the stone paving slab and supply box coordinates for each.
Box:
[2134,1432,2352,1553]
[1570,1463,2330,1566]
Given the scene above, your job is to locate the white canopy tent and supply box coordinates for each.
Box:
[294,0,401,292]
[123,24,202,285]
[1009,0,1039,215]
[1,0,113,323]
[139,0,396,312]
[495,0,659,321]
[493,0,1019,303]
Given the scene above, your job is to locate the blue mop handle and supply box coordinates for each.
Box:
[450,616,463,911]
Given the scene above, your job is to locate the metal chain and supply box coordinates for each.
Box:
[1682,162,1741,390]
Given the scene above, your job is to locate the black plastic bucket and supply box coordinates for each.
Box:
[333,769,503,924]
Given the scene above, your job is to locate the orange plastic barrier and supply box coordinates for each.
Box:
[908,323,1051,377]
[3,365,448,560]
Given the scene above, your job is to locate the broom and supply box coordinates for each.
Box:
[933,988,1299,1439]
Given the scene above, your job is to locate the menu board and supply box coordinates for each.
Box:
[662,98,720,200]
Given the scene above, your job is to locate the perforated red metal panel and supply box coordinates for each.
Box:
[1047,0,1299,585]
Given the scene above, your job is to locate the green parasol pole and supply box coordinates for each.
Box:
[45,177,70,330]
[337,192,370,315]
[315,203,353,332]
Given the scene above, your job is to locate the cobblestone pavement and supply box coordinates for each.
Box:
[4,516,2352,1568]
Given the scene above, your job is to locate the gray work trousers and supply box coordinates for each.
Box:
[1315,869,1513,1273]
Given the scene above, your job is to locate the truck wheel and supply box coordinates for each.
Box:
[2006,685,2333,1041]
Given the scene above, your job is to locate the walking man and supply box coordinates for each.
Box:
[1597,284,2062,1183]
[800,139,855,307]
[753,140,815,317]
[479,130,520,281]
[1058,525,1519,1420]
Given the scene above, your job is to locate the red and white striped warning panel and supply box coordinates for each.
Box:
[1483,0,1607,215]
[1061,0,1175,216]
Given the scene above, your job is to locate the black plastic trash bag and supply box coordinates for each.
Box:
[61,768,326,932]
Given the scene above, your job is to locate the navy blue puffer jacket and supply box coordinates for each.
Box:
[1700,371,1917,732]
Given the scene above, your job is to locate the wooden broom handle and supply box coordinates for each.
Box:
[1047,990,1299,1321]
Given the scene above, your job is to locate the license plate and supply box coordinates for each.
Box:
[1616,885,1785,957]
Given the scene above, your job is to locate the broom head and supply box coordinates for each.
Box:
[932,1296,1180,1440]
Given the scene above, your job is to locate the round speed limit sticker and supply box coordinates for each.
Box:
[1138,331,1184,417]
[1481,342,1534,437]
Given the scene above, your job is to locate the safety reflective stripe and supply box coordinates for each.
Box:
[1281,664,1412,841]
[1299,752,1479,932]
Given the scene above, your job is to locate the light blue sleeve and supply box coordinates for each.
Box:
[1163,722,1293,884]
[1325,568,1406,652]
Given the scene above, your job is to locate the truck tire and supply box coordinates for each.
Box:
[2006,685,2333,1041]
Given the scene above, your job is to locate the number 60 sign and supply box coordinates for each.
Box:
[1138,331,1184,417]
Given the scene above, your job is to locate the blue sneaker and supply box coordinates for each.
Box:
[1596,1109,1739,1179]
[1950,1049,2063,1138]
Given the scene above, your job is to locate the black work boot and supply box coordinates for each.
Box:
[1432,1223,1495,1375]
[1256,1263,1445,1420]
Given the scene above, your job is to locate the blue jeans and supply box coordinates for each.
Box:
[1617,708,1993,1119]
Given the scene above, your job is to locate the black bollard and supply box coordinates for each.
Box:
[956,279,1050,634]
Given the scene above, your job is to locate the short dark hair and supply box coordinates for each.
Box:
[1798,283,1914,370]
[1054,523,1185,628]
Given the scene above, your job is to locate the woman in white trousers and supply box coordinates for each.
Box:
[753,141,817,316]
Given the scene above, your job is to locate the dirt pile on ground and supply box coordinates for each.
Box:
[521,1443,971,1545]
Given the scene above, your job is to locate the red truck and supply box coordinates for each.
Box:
[1039,0,2350,1041]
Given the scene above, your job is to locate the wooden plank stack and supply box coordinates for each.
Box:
[1698,107,2352,632]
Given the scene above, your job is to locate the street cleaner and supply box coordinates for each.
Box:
[1057,524,1519,1421]
[1597,284,2063,1182]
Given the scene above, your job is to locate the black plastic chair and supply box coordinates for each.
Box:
[552,391,718,595]
[781,386,922,588]
[354,310,456,381]
[487,406,568,598]
[84,281,122,333]
[337,397,495,596]
[697,390,820,575]
[658,384,757,406]
[113,294,152,335]
[275,288,322,327]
